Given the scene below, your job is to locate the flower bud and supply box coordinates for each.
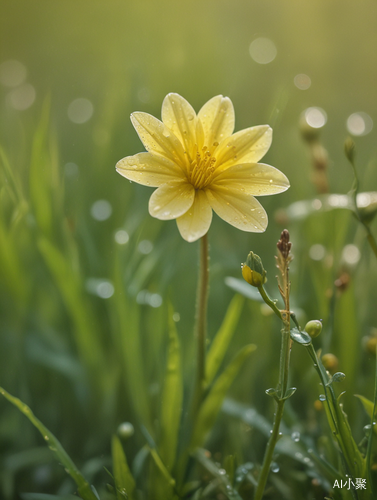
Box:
[344,137,356,164]
[304,320,322,339]
[241,251,267,287]
[321,353,339,373]
[366,336,377,356]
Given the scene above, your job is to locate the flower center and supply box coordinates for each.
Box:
[188,144,218,190]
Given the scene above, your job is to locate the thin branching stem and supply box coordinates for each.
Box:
[254,231,292,500]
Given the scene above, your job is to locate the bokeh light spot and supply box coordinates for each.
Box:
[68,98,94,124]
[86,278,114,299]
[342,244,360,265]
[8,83,36,110]
[249,38,277,64]
[138,240,153,254]
[304,107,327,128]
[90,200,112,221]
[309,244,326,261]
[0,60,27,87]
[294,74,311,90]
[64,162,79,177]
[346,112,373,136]
[138,87,151,103]
[114,229,129,245]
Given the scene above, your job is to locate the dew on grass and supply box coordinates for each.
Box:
[291,431,300,442]
[270,462,279,473]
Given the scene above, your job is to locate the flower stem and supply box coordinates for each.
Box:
[192,233,209,415]
[254,315,291,500]
[254,230,292,500]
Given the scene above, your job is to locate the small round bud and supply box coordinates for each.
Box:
[366,337,377,356]
[321,353,339,373]
[117,422,135,439]
[314,400,323,411]
[304,320,322,339]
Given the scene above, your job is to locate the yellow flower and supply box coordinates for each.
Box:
[116,93,289,242]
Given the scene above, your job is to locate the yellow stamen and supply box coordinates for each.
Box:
[188,144,217,189]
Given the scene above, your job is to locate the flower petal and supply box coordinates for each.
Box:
[212,163,290,196]
[206,185,268,232]
[198,95,235,147]
[131,112,188,167]
[116,152,185,187]
[149,181,195,220]
[161,93,197,156]
[176,190,212,242]
[215,125,272,169]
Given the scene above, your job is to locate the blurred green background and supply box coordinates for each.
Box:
[1,1,377,498]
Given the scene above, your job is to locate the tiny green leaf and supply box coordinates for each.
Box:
[290,328,312,345]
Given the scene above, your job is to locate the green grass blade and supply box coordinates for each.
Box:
[29,98,53,237]
[189,344,256,451]
[112,251,152,428]
[206,295,244,386]
[37,237,105,385]
[111,435,136,500]
[149,447,176,488]
[0,388,98,500]
[159,304,183,471]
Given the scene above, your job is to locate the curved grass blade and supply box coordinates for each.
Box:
[159,303,183,471]
[37,237,105,388]
[0,388,98,500]
[189,344,256,452]
[111,435,136,500]
[206,295,244,387]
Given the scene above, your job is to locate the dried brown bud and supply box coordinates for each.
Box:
[334,272,350,292]
[277,229,292,260]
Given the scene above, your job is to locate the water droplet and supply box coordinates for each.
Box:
[218,468,226,475]
[270,462,279,473]
[291,431,300,442]
[319,394,326,401]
